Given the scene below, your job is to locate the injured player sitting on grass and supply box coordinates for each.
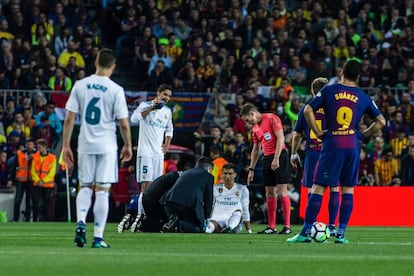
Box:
[205,163,252,233]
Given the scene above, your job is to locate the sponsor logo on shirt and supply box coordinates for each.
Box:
[263,132,271,141]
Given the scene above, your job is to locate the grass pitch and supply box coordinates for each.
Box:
[0,223,413,276]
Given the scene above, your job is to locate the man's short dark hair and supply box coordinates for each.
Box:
[97,48,116,69]
[240,103,257,116]
[342,60,361,82]
[222,163,236,172]
[157,83,173,93]
[195,157,213,170]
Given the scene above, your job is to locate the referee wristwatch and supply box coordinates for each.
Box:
[248,167,255,171]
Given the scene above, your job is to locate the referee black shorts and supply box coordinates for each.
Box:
[262,149,291,186]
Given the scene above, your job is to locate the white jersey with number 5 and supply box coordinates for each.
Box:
[211,183,250,222]
[65,74,129,154]
[131,101,173,158]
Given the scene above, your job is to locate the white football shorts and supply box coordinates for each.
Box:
[78,151,118,184]
[136,156,164,182]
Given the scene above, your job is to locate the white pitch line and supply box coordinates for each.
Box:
[0,250,414,261]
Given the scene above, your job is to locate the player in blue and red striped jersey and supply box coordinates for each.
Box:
[288,60,386,244]
[290,77,340,236]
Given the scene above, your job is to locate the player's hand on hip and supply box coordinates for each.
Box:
[316,130,327,140]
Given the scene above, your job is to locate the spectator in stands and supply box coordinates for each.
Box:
[133,27,154,80]
[181,67,204,92]
[0,68,11,89]
[288,55,307,83]
[367,134,389,162]
[25,64,48,90]
[47,1,66,28]
[399,92,414,130]
[0,150,11,189]
[32,91,47,115]
[5,130,23,157]
[194,125,225,158]
[152,13,171,39]
[147,44,173,76]
[244,86,267,112]
[390,127,409,160]
[31,138,57,221]
[1,39,14,73]
[22,107,36,130]
[47,66,72,92]
[145,60,173,91]
[359,58,376,88]
[57,40,85,68]
[165,32,182,64]
[64,56,80,82]
[31,23,51,46]
[31,11,53,39]
[173,16,192,45]
[54,25,73,56]
[10,11,29,41]
[400,145,414,185]
[3,97,16,129]
[223,139,240,165]
[31,115,55,148]
[358,146,375,186]
[375,148,400,186]
[0,18,15,41]
[114,7,137,59]
[35,100,62,140]
[6,112,30,139]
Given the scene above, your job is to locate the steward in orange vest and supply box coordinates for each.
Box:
[31,138,57,221]
[11,137,37,221]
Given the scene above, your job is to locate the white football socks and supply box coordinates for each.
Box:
[93,190,109,239]
[137,192,145,215]
[76,187,93,224]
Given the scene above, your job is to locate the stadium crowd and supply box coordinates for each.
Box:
[0,0,414,222]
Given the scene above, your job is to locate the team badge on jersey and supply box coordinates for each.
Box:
[263,132,271,141]
[218,188,223,193]
[235,191,240,197]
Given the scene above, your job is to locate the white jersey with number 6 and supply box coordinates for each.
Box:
[65,74,129,154]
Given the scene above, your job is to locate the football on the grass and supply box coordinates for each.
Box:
[310,222,330,243]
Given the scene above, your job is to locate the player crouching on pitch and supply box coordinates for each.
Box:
[205,163,252,234]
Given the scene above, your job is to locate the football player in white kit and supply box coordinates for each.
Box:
[205,163,252,233]
[62,48,132,248]
[129,84,173,230]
